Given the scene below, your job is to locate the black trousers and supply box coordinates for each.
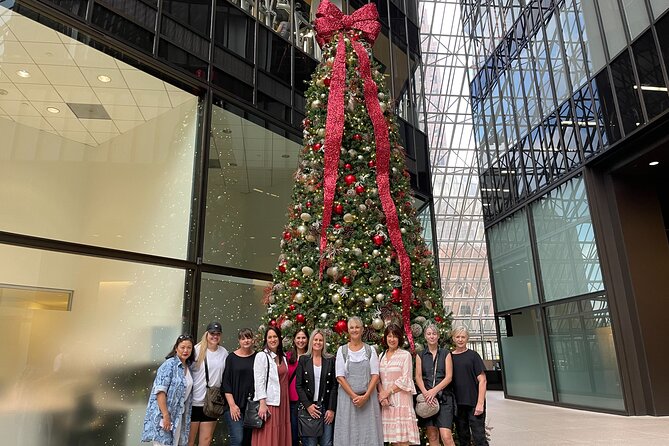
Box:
[454,404,488,446]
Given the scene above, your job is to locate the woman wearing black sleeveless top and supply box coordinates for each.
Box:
[414,324,455,446]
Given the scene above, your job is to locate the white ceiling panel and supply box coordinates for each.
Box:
[0,40,33,63]
[121,69,166,90]
[93,87,137,106]
[64,43,119,69]
[46,116,87,132]
[21,41,76,66]
[5,15,61,43]
[16,83,61,102]
[104,104,144,121]
[53,85,100,104]
[40,64,88,87]
[32,101,77,118]
[132,89,172,107]
[0,62,49,85]
[168,90,194,107]
[0,82,26,100]
[0,100,41,116]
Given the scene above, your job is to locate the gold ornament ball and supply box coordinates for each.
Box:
[343,213,354,223]
[376,293,385,302]
[297,225,308,234]
[331,293,341,304]
[306,234,316,242]
[302,266,314,276]
[364,296,374,306]
[311,99,321,108]
[352,247,362,257]
[300,212,312,222]
[294,292,305,303]
[372,317,384,330]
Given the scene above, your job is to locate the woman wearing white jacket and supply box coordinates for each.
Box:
[252,326,291,446]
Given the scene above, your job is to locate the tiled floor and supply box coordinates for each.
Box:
[485,391,669,445]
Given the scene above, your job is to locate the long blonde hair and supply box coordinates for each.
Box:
[306,328,333,358]
[195,331,220,369]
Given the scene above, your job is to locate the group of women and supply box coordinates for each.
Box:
[141,318,488,446]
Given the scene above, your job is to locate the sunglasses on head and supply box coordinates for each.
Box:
[177,334,193,341]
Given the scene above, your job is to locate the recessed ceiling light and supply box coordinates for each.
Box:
[16,69,31,78]
[46,107,60,114]
[648,161,659,166]
[97,75,112,83]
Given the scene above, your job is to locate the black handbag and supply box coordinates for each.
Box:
[202,358,226,418]
[297,403,324,437]
[243,353,270,429]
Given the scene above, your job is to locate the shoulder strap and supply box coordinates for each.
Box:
[264,352,271,392]
[364,343,372,360]
[342,344,349,363]
[204,355,211,389]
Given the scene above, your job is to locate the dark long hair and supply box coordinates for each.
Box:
[166,334,196,366]
[382,323,405,351]
[288,328,309,364]
[264,326,285,361]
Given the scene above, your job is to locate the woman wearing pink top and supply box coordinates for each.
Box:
[286,328,309,446]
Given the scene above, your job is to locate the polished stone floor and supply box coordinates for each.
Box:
[484,390,669,445]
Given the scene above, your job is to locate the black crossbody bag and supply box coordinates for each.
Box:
[244,353,270,429]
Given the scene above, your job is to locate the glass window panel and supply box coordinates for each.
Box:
[546,296,624,411]
[204,104,301,272]
[257,27,292,84]
[0,243,186,446]
[597,0,627,58]
[519,46,542,128]
[0,7,198,259]
[657,13,669,88]
[532,176,604,301]
[632,32,669,119]
[650,0,669,18]
[573,84,603,158]
[560,0,589,92]
[497,307,553,400]
[610,50,645,134]
[545,14,570,105]
[558,101,581,168]
[574,0,606,74]
[256,0,293,40]
[295,0,320,60]
[531,26,556,118]
[620,0,650,40]
[543,113,568,178]
[215,1,255,60]
[487,209,539,311]
[593,70,622,145]
[163,0,211,34]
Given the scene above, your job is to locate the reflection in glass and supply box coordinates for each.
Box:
[487,209,539,311]
[0,244,186,445]
[532,176,604,301]
[546,297,624,411]
[557,101,581,169]
[545,14,570,105]
[543,113,567,178]
[559,0,589,92]
[597,0,627,58]
[204,105,301,273]
[620,0,650,40]
[632,32,669,120]
[498,308,553,400]
[574,0,606,74]
[257,0,293,40]
[531,26,556,119]
[163,0,212,34]
[573,83,603,158]
[0,7,198,259]
[610,50,644,134]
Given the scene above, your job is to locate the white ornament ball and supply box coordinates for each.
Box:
[300,213,312,222]
[318,128,326,137]
[401,228,406,234]
[331,293,341,304]
[364,296,374,306]
[372,317,384,330]
[352,247,362,257]
[294,292,305,304]
[376,293,385,302]
[297,225,308,234]
[359,204,367,212]
[326,266,339,278]
[281,319,293,330]
[311,99,321,108]
[302,266,314,276]
[372,250,380,257]
[321,312,328,320]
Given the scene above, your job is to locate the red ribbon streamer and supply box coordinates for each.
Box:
[314,0,415,350]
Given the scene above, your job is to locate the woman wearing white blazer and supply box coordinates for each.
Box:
[252,326,291,446]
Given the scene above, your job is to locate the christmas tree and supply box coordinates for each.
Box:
[264,0,449,350]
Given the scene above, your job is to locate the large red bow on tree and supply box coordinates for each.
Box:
[314,0,415,350]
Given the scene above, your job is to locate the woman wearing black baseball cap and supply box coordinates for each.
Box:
[188,321,229,446]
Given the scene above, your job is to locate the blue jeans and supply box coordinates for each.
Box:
[223,409,252,446]
[301,420,334,446]
[290,401,299,446]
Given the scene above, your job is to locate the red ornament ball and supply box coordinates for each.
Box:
[344,163,352,170]
[391,288,402,302]
[368,160,376,168]
[334,319,348,334]
[435,315,443,323]
[270,319,277,327]
[290,279,301,288]
[289,304,296,311]
[353,134,362,141]
[283,231,292,241]
[412,298,420,308]
[372,234,385,246]
[334,204,344,214]
[296,313,306,324]
[341,276,352,286]
[303,118,311,127]
[334,223,342,229]
[278,264,287,273]
[324,78,331,87]
[355,185,365,194]
[313,143,322,151]
[306,201,312,208]
[344,174,356,185]
[362,262,370,268]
